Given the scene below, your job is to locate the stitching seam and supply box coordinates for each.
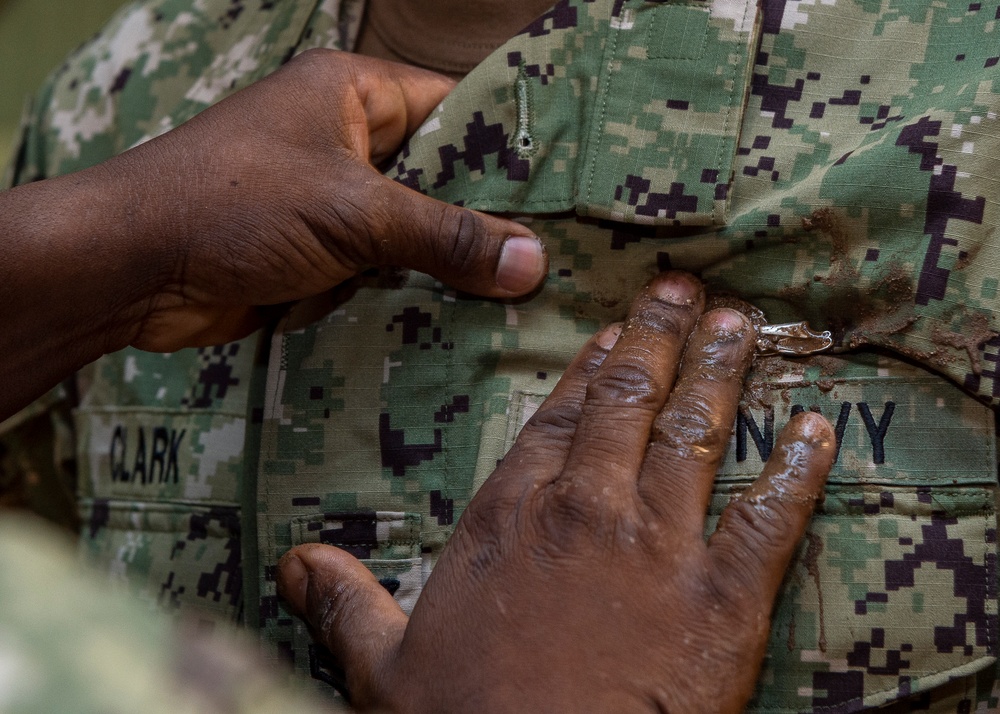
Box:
[711,0,754,227]
[582,0,625,209]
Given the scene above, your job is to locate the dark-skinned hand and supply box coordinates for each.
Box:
[0,51,546,418]
[114,50,546,349]
[278,271,837,713]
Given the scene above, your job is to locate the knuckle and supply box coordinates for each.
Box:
[651,399,729,456]
[544,485,603,538]
[522,401,582,441]
[462,494,513,537]
[290,47,328,69]
[539,451,633,536]
[285,48,343,88]
[450,495,534,584]
[319,193,377,266]
[436,207,487,274]
[707,563,766,627]
[712,498,795,596]
[710,564,762,612]
[633,298,693,340]
[652,399,729,451]
[585,359,661,409]
[724,498,789,553]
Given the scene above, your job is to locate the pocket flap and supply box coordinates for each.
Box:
[388,0,760,227]
[280,511,425,697]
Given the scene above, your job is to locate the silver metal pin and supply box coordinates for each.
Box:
[755,321,834,357]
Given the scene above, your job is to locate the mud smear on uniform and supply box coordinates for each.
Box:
[800,209,919,350]
[808,356,847,377]
[799,210,999,374]
[743,357,797,409]
[803,530,827,653]
[739,354,846,412]
[954,241,982,271]
[595,270,629,309]
[931,312,996,376]
[801,208,856,285]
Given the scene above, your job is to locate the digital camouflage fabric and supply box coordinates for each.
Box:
[0,514,341,714]
[3,0,1000,711]
[3,0,366,628]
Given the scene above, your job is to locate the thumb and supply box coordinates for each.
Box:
[333,54,548,297]
[335,170,548,298]
[277,544,408,707]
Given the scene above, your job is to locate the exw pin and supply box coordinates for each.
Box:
[755,321,833,357]
[704,295,834,357]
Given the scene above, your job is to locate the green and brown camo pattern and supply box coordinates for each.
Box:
[2,0,1000,711]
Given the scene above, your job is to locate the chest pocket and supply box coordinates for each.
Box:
[389,0,760,227]
[75,342,255,624]
[495,353,998,712]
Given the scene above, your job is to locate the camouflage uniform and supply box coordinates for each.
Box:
[4,0,1000,711]
[0,512,338,713]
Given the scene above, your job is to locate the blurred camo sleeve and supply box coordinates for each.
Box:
[0,513,348,714]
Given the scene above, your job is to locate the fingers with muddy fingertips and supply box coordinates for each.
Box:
[708,411,836,602]
[637,308,756,528]
[558,272,705,492]
[487,324,622,497]
[277,544,408,708]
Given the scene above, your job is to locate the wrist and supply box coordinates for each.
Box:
[53,163,172,353]
[0,160,172,368]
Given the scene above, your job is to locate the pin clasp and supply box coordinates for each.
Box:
[756,322,834,357]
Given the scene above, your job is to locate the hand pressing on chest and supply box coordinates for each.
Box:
[278,271,836,714]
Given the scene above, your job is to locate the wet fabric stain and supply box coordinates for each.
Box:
[803,530,827,653]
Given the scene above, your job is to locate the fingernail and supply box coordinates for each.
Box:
[703,308,751,338]
[496,236,546,293]
[276,552,309,617]
[787,410,835,449]
[653,271,701,306]
[597,323,623,349]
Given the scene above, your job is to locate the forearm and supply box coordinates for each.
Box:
[0,163,163,420]
[0,51,548,421]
